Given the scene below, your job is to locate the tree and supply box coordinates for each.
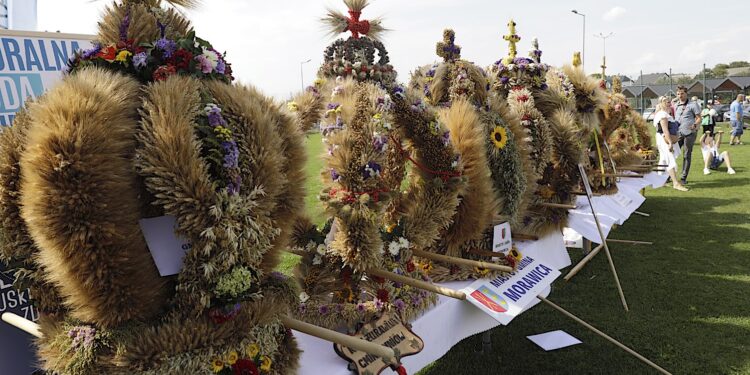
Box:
[713,63,729,77]
[727,61,750,68]
[694,68,716,80]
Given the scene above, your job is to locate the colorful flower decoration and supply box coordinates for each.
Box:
[491,126,508,149]
[70,30,234,83]
[197,103,242,195]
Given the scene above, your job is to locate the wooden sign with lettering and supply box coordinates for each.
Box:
[334,314,423,375]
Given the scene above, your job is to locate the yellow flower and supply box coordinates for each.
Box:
[247,343,260,358]
[474,267,491,277]
[490,126,508,149]
[509,248,522,263]
[260,355,272,372]
[314,78,325,87]
[115,50,132,62]
[385,223,397,233]
[420,261,433,273]
[210,357,224,373]
[226,351,239,365]
[287,101,299,112]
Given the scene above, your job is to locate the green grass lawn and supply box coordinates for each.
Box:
[282,124,750,374]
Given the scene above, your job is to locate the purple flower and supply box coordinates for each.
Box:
[298,303,307,314]
[394,299,405,311]
[330,169,340,181]
[195,54,213,74]
[319,305,330,315]
[154,38,177,58]
[411,295,422,307]
[335,304,344,313]
[426,68,436,78]
[362,161,382,179]
[356,303,366,313]
[500,76,510,84]
[221,141,239,169]
[208,112,225,127]
[270,271,286,280]
[226,175,241,196]
[442,131,451,147]
[372,134,388,153]
[119,8,131,42]
[306,85,320,97]
[327,103,340,110]
[374,298,384,310]
[132,52,148,69]
[215,59,226,74]
[393,86,405,99]
[68,326,96,350]
[81,44,101,60]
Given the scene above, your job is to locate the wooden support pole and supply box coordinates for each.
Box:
[536,297,672,375]
[281,316,398,365]
[412,249,513,273]
[605,173,644,178]
[539,202,577,209]
[573,191,603,196]
[513,233,539,241]
[564,244,604,281]
[367,269,466,300]
[467,248,506,258]
[633,210,650,217]
[2,313,41,338]
[607,239,653,245]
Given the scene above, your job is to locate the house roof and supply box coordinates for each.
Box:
[635,73,667,85]
[727,76,750,88]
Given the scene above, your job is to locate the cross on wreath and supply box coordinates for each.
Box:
[345,10,371,39]
[436,29,461,62]
[502,19,521,65]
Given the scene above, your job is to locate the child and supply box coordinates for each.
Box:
[701,130,736,175]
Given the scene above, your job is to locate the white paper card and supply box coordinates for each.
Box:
[460,256,560,325]
[527,330,582,351]
[612,192,633,208]
[492,222,512,253]
[139,216,192,276]
[562,227,583,248]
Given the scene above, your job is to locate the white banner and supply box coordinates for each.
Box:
[461,256,560,325]
[0,29,94,126]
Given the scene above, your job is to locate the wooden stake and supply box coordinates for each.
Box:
[539,202,577,209]
[573,191,603,197]
[537,297,672,375]
[281,315,398,365]
[605,173,644,178]
[367,269,466,300]
[564,244,604,281]
[513,233,539,241]
[467,248,506,258]
[607,239,653,245]
[2,313,41,338]
[412,249,513,273]
[633,211,650,217]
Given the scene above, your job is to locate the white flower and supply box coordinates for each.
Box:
[312,255,322,265]
[388,241,401,256]
[379,245,386,255]
[201,47,220,69]
[299,292,310,303]
[398,237,409,249]
[316,244,326,256]
[451,160,459,168]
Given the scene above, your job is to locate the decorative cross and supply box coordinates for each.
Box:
[436,29,461,62]
[502,19,521,65]
[346,10,371,39]
[529,37,542,63]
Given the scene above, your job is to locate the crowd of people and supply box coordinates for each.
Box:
[653,86,741,191]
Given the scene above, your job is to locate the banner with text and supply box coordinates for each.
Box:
[461,256,560,325]
[0,30,94,126]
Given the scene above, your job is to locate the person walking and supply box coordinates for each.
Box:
[729,94,745,145]
[673,85,702,185]
[701,103,717,136]
[654,96,688,191]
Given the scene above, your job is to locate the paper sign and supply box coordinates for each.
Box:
[461,256,561,325]
[612,192,633,208]
[139,216,192,276]
[334,314,423,375]
[492,222,512,253]
[527,330,582,351]
[578,164,594,198]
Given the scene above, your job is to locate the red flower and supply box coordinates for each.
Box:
[521,114,531,122]
[224,62,234,80]
[169,49,193,70]
[232,359,259,375]
[115,39,135,50]
[517,94,529,102]
[98,45,117,61]
[153,65,177,81]
[406,260,415,273]
[376,288,389,303]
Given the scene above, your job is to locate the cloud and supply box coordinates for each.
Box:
[603,6,627,21]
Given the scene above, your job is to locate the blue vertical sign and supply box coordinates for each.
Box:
[0,29,94,374]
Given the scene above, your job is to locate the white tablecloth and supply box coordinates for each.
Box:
[294,231,570,374]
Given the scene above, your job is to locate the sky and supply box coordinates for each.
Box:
[35,0,750,99]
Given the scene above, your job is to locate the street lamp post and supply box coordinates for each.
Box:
[571,10,586,71]
[300,59,312,92]
[594,32,613,80]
